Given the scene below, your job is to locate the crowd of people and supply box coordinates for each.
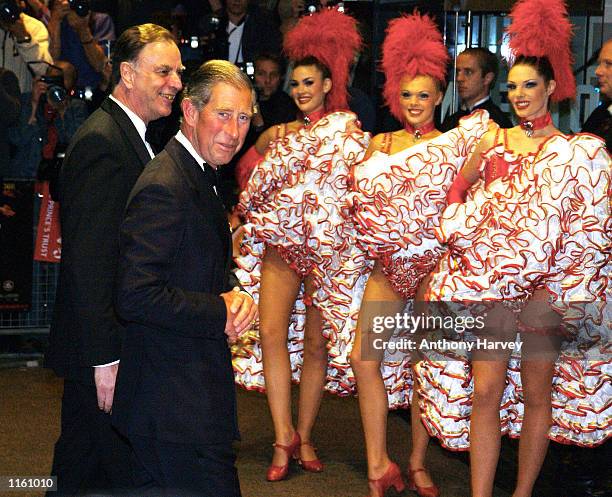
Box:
[1,0,609,496]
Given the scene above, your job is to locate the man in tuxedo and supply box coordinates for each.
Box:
[112,60,257,497]
[583,38,612,150]
[441,47,513,131]
[46,24,183,496]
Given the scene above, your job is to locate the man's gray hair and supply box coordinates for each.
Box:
[183,60,253,110]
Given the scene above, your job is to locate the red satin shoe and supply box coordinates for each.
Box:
[266,432,301,482]
[407,467,440,497]
[294,441,324,472]
[367,461,406,497]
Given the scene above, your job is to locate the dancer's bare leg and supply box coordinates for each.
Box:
[296,276,327,462]
[409,275,435,488]
[512,358,555,497]
[350,263,404,496]
[408,376,435,487]
[470,303,514,497]
[259,246,302,467]
[513,289,559,497]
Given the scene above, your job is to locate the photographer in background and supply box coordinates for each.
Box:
[278,0,330,34]
[7,60,87,178]
[47,0,115,111]
[200,0,281,65]
[0,0,53,91]
[24,0,51,22]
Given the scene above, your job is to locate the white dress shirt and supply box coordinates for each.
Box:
[175,130,218,196]
[109,94,155,159]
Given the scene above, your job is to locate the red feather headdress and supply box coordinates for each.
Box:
[382,12,449,123]
[506,0,575,101]
[283,8,362,113]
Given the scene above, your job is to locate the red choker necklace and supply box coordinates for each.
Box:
[302,109,326,127]
[404,121,436,140]
[519,113,552,137]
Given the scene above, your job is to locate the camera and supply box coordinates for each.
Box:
[74,86,93,101]
[40,74,68,105]
[302,1,344,16]
[302,0,319,16]
[68,0,90,18]
[200,13,221,35]
[0,0,21,24]
[179,14,225,62]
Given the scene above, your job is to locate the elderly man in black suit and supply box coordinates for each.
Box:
[46,24,183,496]
[112,60,257,497]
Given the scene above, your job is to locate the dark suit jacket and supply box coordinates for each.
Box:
[213,8,282,63]
[111,137,240,446]
[582,104,612,151]
[440,97,513,132]
[46,97,151,382]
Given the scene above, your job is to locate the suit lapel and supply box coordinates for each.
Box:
[101,97,152,167]
[165,138,231,258]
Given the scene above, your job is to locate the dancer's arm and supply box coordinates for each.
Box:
[363,132,389,160]
[446,130,494,204]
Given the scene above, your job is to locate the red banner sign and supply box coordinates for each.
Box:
[34,182,61,263]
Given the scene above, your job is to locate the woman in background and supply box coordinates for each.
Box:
[232,8,371,482]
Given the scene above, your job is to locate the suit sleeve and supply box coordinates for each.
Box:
[59,130,136,366]
[116,182,228,338]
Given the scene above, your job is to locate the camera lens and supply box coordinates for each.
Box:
[47,85,67,105]
[68,0,90,18]
[0,0,22,24]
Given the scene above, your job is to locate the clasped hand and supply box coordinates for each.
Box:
[221,287,258,344]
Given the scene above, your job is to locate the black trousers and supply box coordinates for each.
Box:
[129,435,241,497]
[48,379,132,497]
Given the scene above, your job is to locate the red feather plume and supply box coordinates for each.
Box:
[507,0,575,101]
[284,9,362,113]
[382,12,449,123]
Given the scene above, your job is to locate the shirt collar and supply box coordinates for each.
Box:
[175,130,208,173]
[109,94,149,148]
[462,95,490,112]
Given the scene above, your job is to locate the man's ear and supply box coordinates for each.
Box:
[483,71,495,89]
[120,62,135,89]
[181,97,198,128]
